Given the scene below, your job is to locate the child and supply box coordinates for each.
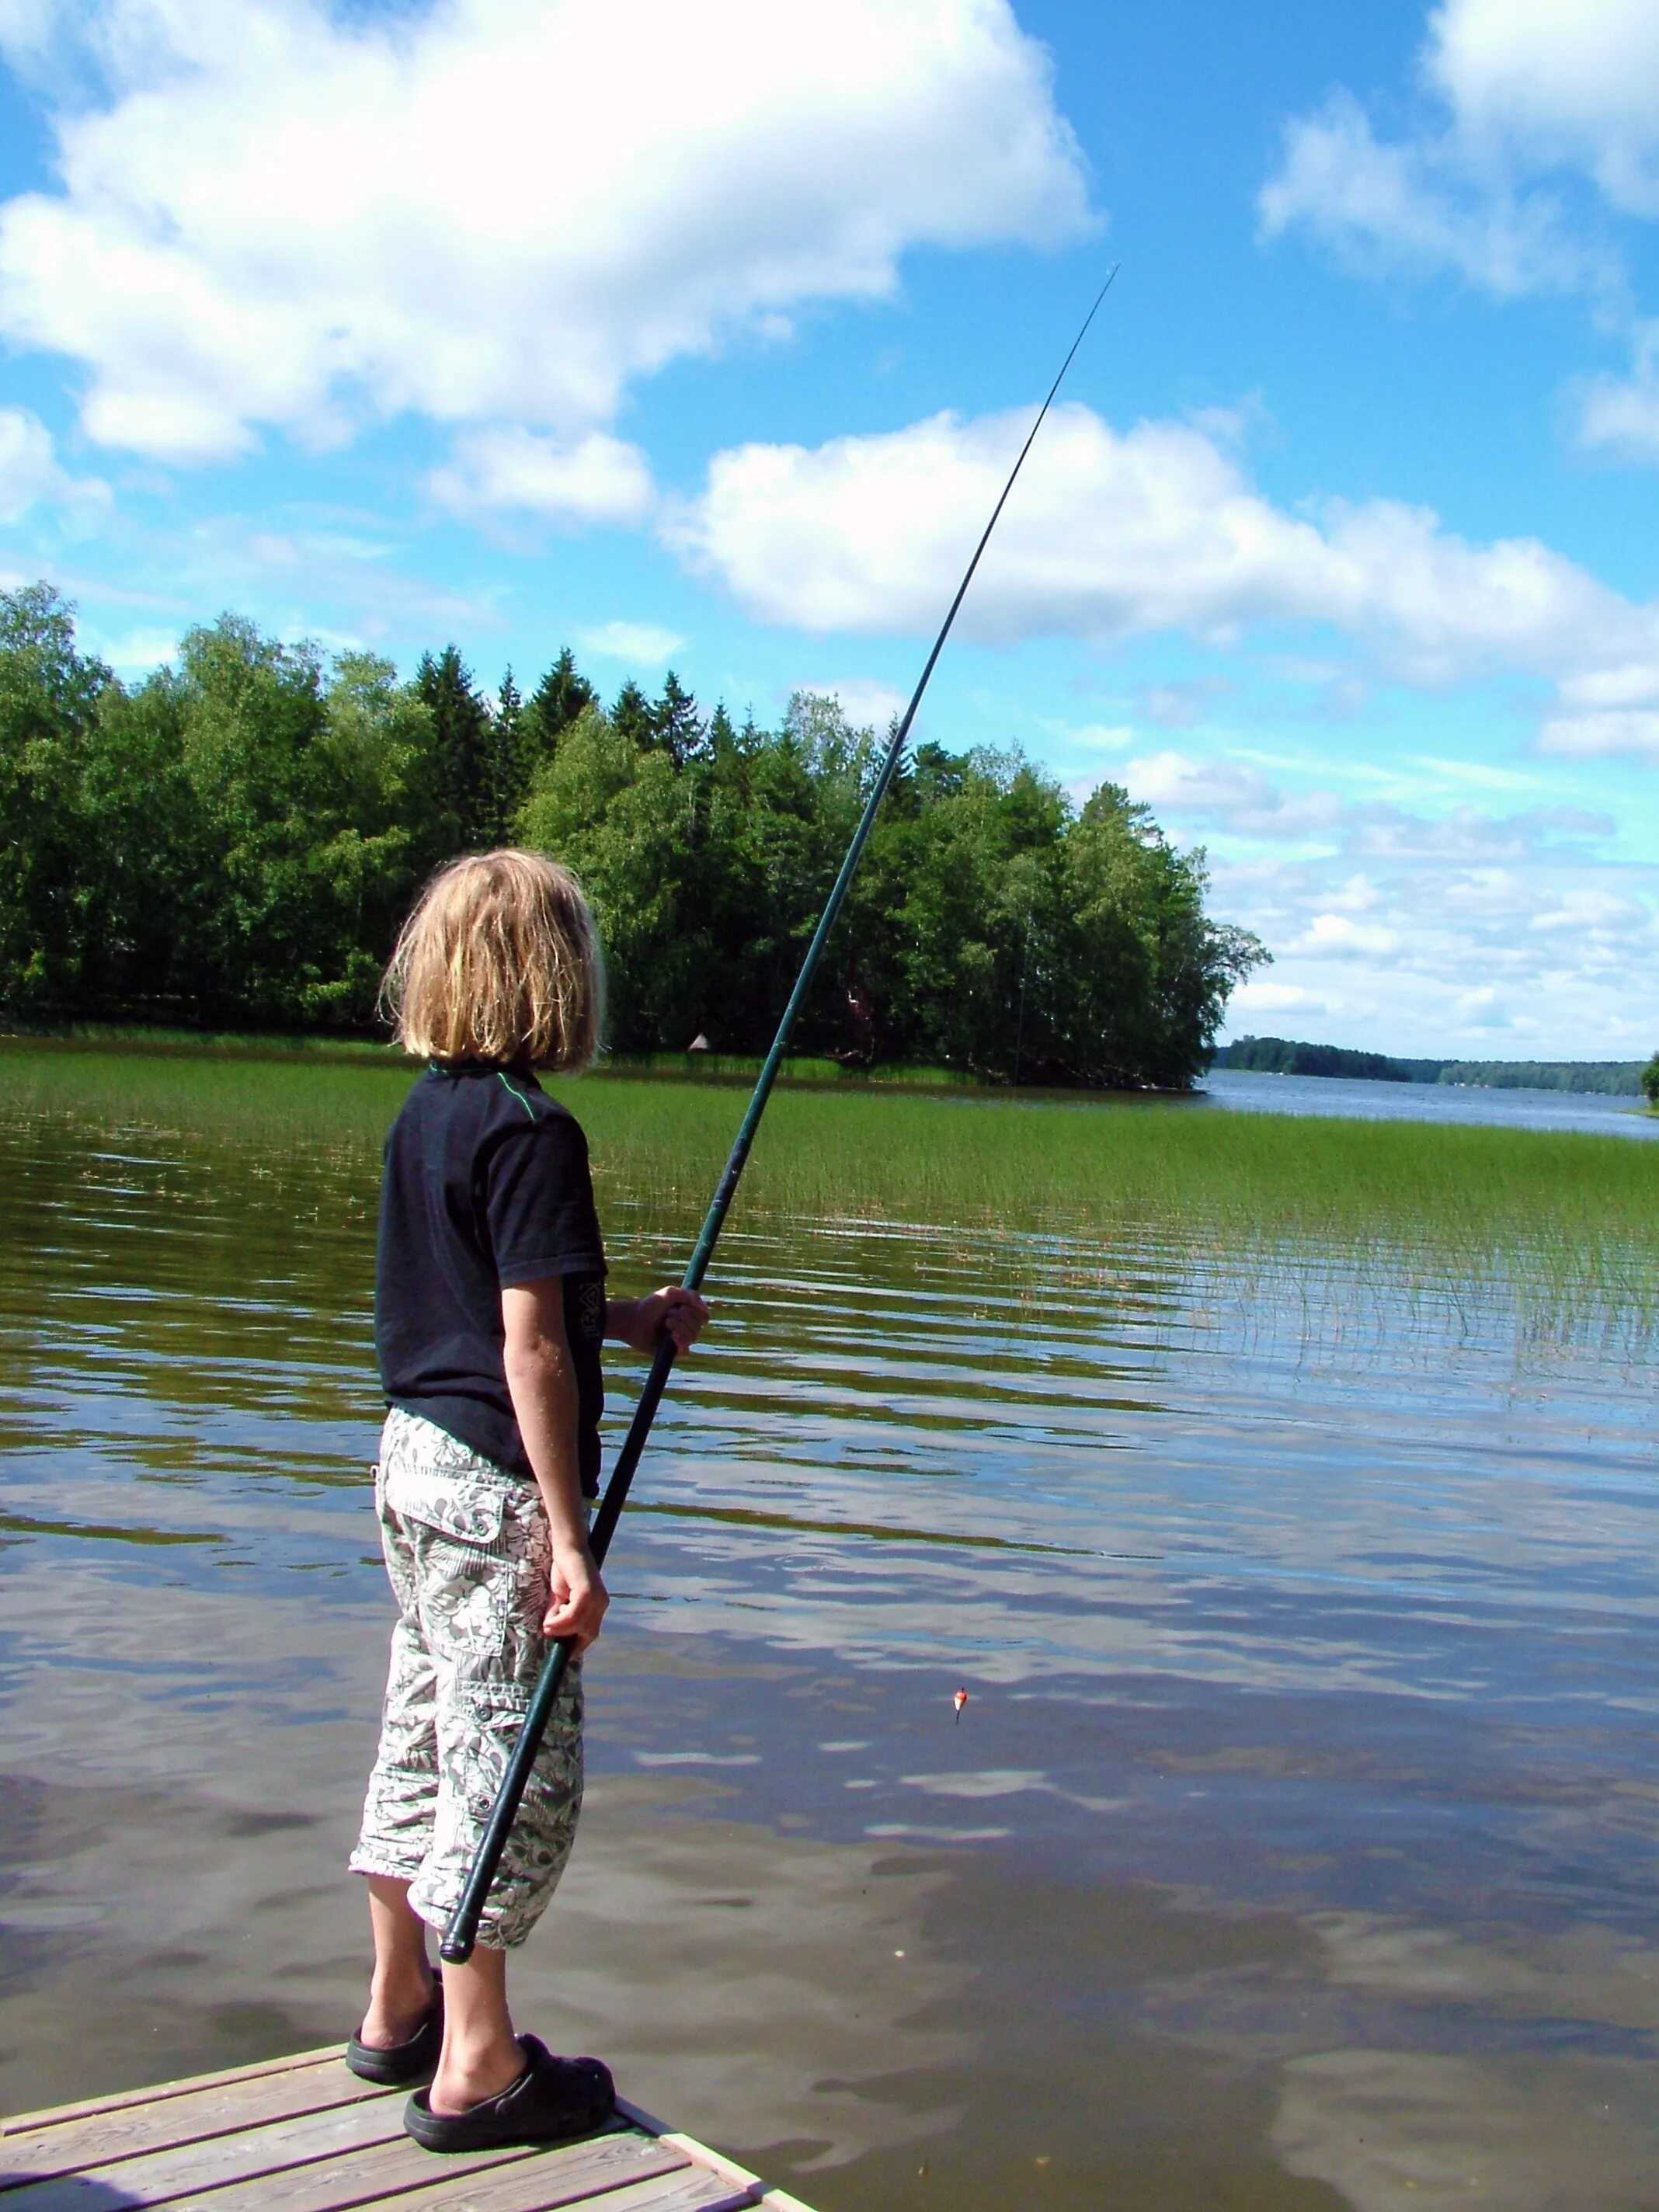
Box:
[346,848,708,2152]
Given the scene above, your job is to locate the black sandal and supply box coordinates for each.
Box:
[346,1973,443,2086]
[403,2033,614,2152]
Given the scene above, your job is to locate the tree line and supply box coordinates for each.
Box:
[1219,1035,1656,1097]
[0,584,1266,1087]
[1216,1035,1439,1084]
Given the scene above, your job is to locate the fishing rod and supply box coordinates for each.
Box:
[440,268,1118,1965]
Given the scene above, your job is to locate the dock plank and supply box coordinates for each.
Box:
[614,2109,816,2212]
[0,2064,384,2186]
[628,2129,764,2203]
[1,2055,816,2212]
[2,2051,344,2137]
[360,2155,758,2212]
[540,2173,758,2212]
[151,2134,541,2212]
[160,2127,686,2212]
[0,2095,404,2209]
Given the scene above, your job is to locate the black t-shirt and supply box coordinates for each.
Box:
[375,1063,607,1494]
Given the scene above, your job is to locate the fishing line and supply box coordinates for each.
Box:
[442,269,1119,1963]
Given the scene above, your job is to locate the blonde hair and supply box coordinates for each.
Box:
[382,849,603,1071]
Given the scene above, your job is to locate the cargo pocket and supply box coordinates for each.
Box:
[384,1463,508,1550]
[456,1681,535,1819]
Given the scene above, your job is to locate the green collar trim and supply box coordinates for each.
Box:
[497,1069,538,1119]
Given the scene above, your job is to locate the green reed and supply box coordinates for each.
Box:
[576,1080,1656,1303]
[2,1042,1653,1327]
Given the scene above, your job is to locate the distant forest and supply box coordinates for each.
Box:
[1216,1035,1654,1097]
[0,585,1268,1089]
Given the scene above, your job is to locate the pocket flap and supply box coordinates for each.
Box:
[384,1464,506,1548]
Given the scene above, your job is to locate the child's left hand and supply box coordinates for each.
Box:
[621,1285,710,1355]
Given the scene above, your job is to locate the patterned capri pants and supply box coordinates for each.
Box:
[349,1407,583,1950]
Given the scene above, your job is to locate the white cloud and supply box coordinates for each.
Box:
[1097,777,1626,1042]
[1556,660,1659,708]
[88,623,179,673]
[1538,708,1659,759]
[1577,321,1659,461]
[797,678,909,731]
[1258,92,1597,298]
[0,0,1090,464]
[1405,752,1546,793]
[1123,749,1343,838]
[575,620,686,665]
[1134,741,1619,871]
[0,1,57,65]
[0,405,61,521]
[1538,654,1659,756]
[1260,0,1659,300]
[1296,913,1402,958]
[1529,887,1650,937]
[1124,745,1653,1049]
[1452,984,1513,1027]
[1139,675,1231,728]
[1431,0,1659,217]
[1229,980,1343,1018]
[1325,872,1383,913]
[428,430,656,529]
[672,400,1659,698]
[0,405,109,523]
[1349,804,1614,861]
[1190,763,1657,1056]
[1064,720,1137,750]
[1440,868,1528,916]
[99,510,503,645]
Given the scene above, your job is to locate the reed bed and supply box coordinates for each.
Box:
[578,1079,1659,1337]
[2,1042,1653,1330]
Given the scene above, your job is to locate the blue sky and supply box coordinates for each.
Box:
[2,0,1658,1059]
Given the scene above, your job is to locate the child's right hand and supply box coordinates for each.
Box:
[544,1544,609,1650]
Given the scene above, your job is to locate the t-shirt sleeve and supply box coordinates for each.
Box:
[485,1112,607,1289]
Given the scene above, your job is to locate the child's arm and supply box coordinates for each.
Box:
[606,1286,709,1355]
[501,1278,609,1650]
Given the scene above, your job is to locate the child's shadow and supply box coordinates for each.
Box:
[0,2179,141,2206]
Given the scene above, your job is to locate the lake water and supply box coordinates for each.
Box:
[1203,1067,1659,1139]
[1,1066,1656,2211]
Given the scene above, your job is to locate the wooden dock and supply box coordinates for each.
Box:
[0,2045,818,2212]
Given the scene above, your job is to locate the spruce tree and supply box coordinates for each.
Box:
[526,647,595,764]
[652,670,703,767]
[416,645,492,851]
[612,678,653,749]
[487,668,525,846]
[707,701,737,756]
[882,723,918,816]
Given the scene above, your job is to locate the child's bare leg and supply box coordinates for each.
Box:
[429,1942,526,2113]
[360,1874,435,2048]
